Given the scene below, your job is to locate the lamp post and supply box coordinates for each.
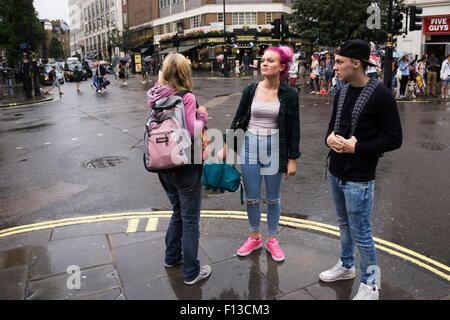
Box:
[223,0,228,77]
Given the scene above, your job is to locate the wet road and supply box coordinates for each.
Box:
[0,76,449,266]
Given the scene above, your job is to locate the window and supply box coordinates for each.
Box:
[106,12,110,24]
[265,12,272,24]
[160,0,169,9]
[111,0,114,6]
[111,11,116,22]
[163,23,169,34]
[217,13,223,23]
[96,2,99,16]
[153,26,160,36]
[172,0,181,4]
[190,15,202,28]
[171,21,177,33]
[105,0,109,10]
[122,0,126,5]
[123,12,127,25]
[232,12,257,25]
[100,0,104,14]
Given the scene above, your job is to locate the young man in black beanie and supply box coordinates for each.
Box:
[319,39,402,300]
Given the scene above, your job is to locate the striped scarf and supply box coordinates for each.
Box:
[334,78,381,137]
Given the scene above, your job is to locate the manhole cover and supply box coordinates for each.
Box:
[83,156,128,168]
[415,142,447,151]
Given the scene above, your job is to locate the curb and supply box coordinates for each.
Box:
[0,96,55,109]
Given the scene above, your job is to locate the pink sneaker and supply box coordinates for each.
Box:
[237,237,262,256]
[266,239,285,262]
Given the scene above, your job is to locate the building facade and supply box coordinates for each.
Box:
[69,0,84,58]
[397,0,450,61]
[123,0,300,70]
[39,20,71,60]
[80,0,124,61]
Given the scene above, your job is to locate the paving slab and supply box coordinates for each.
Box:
[51,221,128,241]
[0,266,28,299]
[28,264,120,300]
[0,246,31,271]
[30,235,113,280]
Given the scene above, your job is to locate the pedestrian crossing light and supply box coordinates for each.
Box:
[393,10,403,32]
[271,19,281,39]
[409,6,423,31]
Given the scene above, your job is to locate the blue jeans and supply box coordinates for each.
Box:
[329,172,377,285]
[240,132,284,237]
[157,165,202,282]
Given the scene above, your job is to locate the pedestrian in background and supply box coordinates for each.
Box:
[219,46,301,263]
[426,53,440,97]
[440,54,450,99]
[325,53,335,94]
[147,53,210,286]
[398,54,411,99]
[288,56,300,93]
[73,66,81,93]
[321,39,402,300]
[45,65,63,96]
[310,55,320,94]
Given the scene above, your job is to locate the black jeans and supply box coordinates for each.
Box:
[400,75,409,96]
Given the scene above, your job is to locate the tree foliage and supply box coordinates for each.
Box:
[289,0,401,48]
[109,26,135,55]
[48,37,64,59]
[0,0,45,66]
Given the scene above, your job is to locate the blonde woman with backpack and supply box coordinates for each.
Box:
[146,53,210,286]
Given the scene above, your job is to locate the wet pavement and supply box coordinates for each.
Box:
[0,74,449,300]
[0,213,448,300]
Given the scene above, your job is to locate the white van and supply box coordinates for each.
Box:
[67,57,79,63]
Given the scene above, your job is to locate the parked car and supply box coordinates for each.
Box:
[64,61,88,81]
[83,60,96,78]
[38,64,64,85]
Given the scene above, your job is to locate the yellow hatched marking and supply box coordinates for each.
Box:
[126,219,140,233]
[145,218,159,232]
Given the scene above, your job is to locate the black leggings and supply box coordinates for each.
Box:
[400,75,409,96]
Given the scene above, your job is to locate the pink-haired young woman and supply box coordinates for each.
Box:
[220,46,301,261]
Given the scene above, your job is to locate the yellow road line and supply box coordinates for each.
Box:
[0,210,448,281]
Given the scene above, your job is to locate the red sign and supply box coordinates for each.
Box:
[423,15,450,35]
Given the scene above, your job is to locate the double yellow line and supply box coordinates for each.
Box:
[0,210,448,282]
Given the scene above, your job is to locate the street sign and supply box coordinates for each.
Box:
[20,43,27,50]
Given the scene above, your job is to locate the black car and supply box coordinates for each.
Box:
[83,60,96,78]
[64,62,88,81]
[38,65,64,85]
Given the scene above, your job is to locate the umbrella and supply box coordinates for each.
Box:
[393,51,401,58]
[143,56,154,63]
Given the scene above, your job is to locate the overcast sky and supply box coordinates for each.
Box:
[34,0,69,24]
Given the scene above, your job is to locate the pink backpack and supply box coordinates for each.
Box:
[144,91,193,172]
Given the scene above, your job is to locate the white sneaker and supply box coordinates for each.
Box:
[319,260,356,282]
[352,282,379,300]
[184,265,211,285]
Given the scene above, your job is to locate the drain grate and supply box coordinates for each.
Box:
[83,156,128,168]
[416,142,447,151]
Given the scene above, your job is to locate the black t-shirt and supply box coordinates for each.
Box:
[49,69,56,81]
[325,83,402,182]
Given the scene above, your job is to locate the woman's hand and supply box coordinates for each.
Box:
[285,159,296,180]
[197,105,208,117]
[218,144,227,161]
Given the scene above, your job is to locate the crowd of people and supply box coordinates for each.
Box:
[288,50,450,99]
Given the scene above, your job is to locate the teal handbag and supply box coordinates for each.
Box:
[202,161,244,205]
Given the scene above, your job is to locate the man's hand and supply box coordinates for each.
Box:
[335,135,357,154]
[326,131,344,153]
[285,159,296,181]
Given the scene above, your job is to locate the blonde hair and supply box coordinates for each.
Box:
[160,53,193,91]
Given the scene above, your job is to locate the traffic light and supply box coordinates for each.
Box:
[409,6,423,31]
[173,34,179,47]
[393,10,403,32]
[271,19,281,39]
[281,23,289,41]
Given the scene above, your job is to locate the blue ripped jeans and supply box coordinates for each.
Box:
[329,172,378,285]
[240,131,284,237]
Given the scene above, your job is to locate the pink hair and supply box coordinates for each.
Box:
[264,46,294,81]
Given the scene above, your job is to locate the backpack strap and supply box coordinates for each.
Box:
[175,90,199,109]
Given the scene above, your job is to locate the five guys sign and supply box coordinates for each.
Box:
[423,15,450,34]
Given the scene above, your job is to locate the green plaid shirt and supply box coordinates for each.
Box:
[228,81,301,173]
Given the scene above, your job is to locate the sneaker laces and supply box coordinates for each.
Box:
[240,237,259,250]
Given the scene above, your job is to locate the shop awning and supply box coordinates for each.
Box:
[158,45,199,55]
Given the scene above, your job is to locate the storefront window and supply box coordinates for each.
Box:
[190,15,202,28]
[266,12,272,24]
